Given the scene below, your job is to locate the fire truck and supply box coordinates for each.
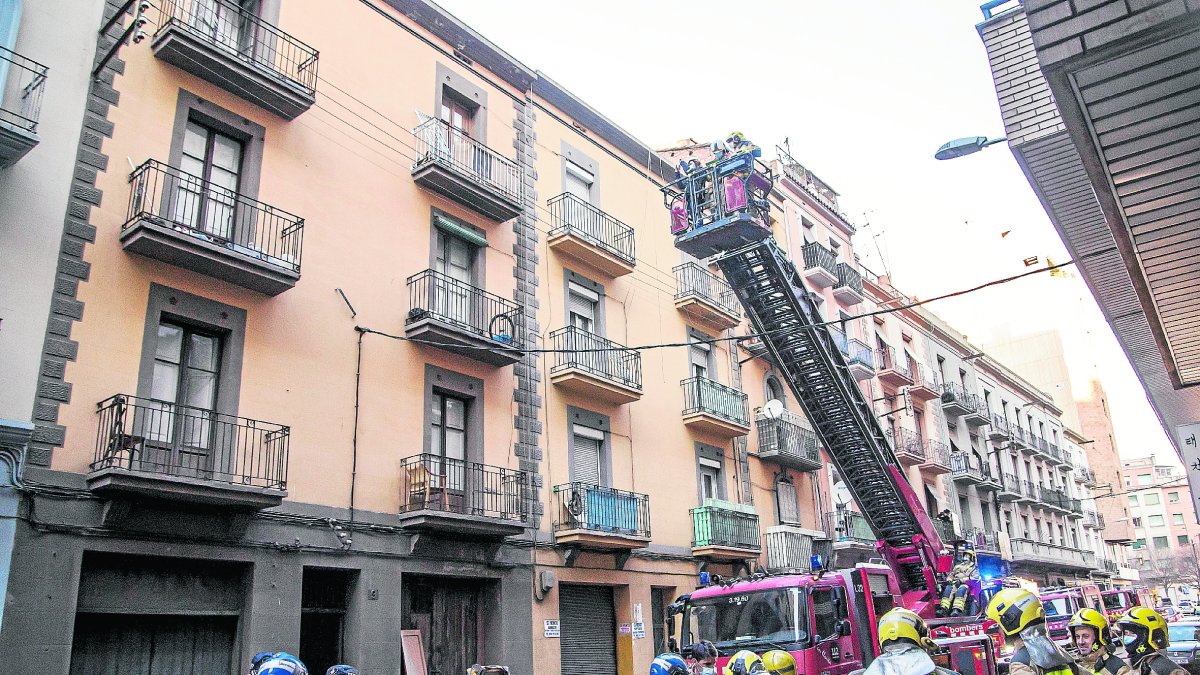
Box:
[1039,585,1104,647]
[1101,587,1154,622]
[660,148,1002,675]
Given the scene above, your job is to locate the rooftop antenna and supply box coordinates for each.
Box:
[863,212,893,279]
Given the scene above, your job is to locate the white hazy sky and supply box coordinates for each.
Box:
[432,0,1178,465]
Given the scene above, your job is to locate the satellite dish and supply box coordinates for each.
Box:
[833,481,852,507]
[763,399,785,419]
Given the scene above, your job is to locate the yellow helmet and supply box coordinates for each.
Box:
[985,587,1045,636]
[723,650,763,675]
[877,608,938,652]
[1068,608,1112,651]
[1118,607,1169,659]
[761,650,797,675]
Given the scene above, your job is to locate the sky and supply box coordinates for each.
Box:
[432,0,1179,466]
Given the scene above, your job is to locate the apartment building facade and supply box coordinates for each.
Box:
[1121,456,1200,599]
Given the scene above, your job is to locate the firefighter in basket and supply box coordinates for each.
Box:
[938,542,979,618]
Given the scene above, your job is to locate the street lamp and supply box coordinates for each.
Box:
[934,136,1007,160]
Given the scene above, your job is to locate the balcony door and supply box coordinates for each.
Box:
[142,321,222,478]
[174,121,243,244]
[186,0,260,55]
[441,91,491,182]
[428,392,468,511]
[433,230,478,330]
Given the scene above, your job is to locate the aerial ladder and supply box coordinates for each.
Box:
[662,147,954,617]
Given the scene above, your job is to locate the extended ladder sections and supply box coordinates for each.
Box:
[718,241,947,611]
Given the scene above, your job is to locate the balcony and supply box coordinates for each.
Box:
[766,525,832,572]
[1076,466,1098,486]
[963,527,1002,556]
[691,503,761,560]
[826,510,875,548]
[552,483,650,551]
[1041,487,1068,513]
[756,409,822,472]
[122,160,303,295]
[1083,509,1101,529]
[1066,498,1084,518]
[876,346,913,388]
[962,395,990,428]
[950,453,987,485]
[547,193,635,277]
[673,262,741,331]
[405,269,525,367]
[888,427,925,466]
[1020,479,1040,504]
[0,46,46,167]
[941,382,976,418]
[1011,427,1035,454]
[987,414,1011,444]
[398,454,529,539]
[412,117,522,222]
[921,438,952,474]
[549,327,642,404]
[1008,538,1093,571]
[801,241,839,288]
[831,329,875,381]
[682,376,750,438]
[832,262,865,305]
[907,364,941,403]
[152,0,317,119]
[88,394,287,509]
[1102,559,1119,574]
[997,473,1023,501]
[934,517,958,543]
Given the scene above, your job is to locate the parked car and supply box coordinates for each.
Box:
[1161,606,1181,623]
[1180,600,1197,616]
[1167,621,1200,674]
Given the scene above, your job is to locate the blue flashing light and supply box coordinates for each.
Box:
[699,571,711,586]
[810,554,824,572]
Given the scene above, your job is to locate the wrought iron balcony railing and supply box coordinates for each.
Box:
[553,483,649,538]
[93,394,288,489]
[766,526,832,571]
[990,414,1011,437]
[924,438,951,467]
[941,382,978,413]
[1001,472,1022,493]
[548,192,636,265]
[933,517,957,543]
[158,0,319,93]
[963,527,1000,553]
[826,510,874,545]
[756,409,821,466]
[682,376,749,427]
[876,346,911,379]
[950,452,985,480]
[0,45,47,134]
[126,159,304,272]
[692,505,760,550]
[399,454,529,521]
[889,427,925,462]
[801,241,838,276]
[834,262,863,294]
[674,262,740,318]
[1022,479,1041,501]
[846,338,875,369]
[549,326,642,391]
[413,117,521,203]
[406,269,525,348]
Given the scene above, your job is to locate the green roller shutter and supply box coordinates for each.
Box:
[434,215,488,248]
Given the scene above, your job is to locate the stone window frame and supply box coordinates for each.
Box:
[428,207,487,286]
[565,406,611,487]
[434,62,489,143]
[135,283,247,418]
[560,140,600,205]
[167,90,268,203]
[422,364,485,465]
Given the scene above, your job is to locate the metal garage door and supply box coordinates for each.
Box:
[70,613,237,674]
[559,584,616,675]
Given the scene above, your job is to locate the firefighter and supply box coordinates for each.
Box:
[762,650,798,675]
[985,588,1083,675]
[690,640,720,675]
[253,653,309,675]
[1116,607,1188,675]
[652,653,690,675]
[1069,608,1127,675]
[860,607,958,675]
[724,650,765,675]
[938,544,979,618]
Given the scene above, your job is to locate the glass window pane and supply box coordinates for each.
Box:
[151,362,179,402]
[188,334,219,371]
[183,122,208,160]
[445,429,465,461]
[183,369,217,410]
[212,134,242,172]
[209,165,239,193]
[430,394,443,426]
[156,324,184,362]
[445,397,466,430]
[1145,493,1161,505]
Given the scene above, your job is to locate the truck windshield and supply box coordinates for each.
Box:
[1103,593,1129,610]
[683,588,807,649]
[1044,598,1073,618]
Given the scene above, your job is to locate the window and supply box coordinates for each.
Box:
[440,90,474,135]
[148,320,221,452]
[1174,514,1186,526]
[688,332,714,380]
[1138,473,1152,485]
[564,161,594,203]
[1170,492,1181,503]
[568,282,600,333]
[1134,538,1146,550]
[810,586,849,641]
[430,392,467,475]
[697,444,725,503]
[422,365,483,473]
[175,121,243,240]
[1153,536,1170,549]
[187,0,260,50]
[776,477,800,525]
[1132,517,1142,527]
[1130,495,1139,506]
[1145,493,1161,506]
[570,424,605,486]
[1180,535,1191,546]
[765,377,787,407]
[1148,515,1165,527]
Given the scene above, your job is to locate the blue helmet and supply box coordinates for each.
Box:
[256,653,308,675]
[251,652,276,670]
[326,667,358,675]
[651,653,689,675]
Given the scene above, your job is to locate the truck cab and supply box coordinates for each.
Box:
[670,565,997,675]
[1040,585,1104,647]
[1102,587,1154,622]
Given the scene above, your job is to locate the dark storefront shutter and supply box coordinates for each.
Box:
[559,584,617,675]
